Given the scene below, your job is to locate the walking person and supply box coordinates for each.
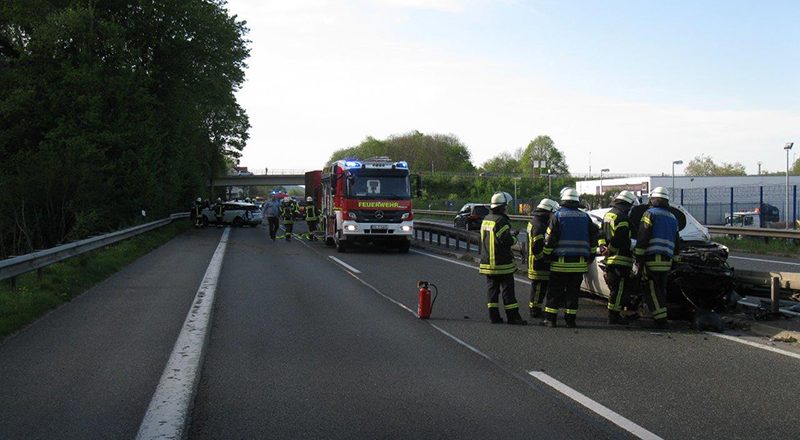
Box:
[479,191,527,325]
[280,198,299,242]
[214,198,224,228]
[600,190,637,324]
[304,196,319,241]
[526,198,558,318]
[263,196,281,240]
[541,188,599,328]
[634,187,680,329]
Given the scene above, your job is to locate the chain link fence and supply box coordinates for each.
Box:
[678,184,798,225]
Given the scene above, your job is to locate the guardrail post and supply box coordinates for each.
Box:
[464,233,471,254]
[428,231,433,244]
[437,233,441,246]
[37,268,43,280]
[771,276,780,314]
[10,276,16,291]
[455,235,460,250]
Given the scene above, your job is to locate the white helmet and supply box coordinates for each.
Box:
[560,188,580,202]
[615,190,636,204]
[650,186,670,201]
[490,191,513,208]
[196,197,202,203]
[536,198,559,212]
[306,196,313,202]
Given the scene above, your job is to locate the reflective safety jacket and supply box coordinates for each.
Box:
[479,212,518,275]
[599,202,633,268]
[305,205,318,222]
[280,203,298,224]
[214,203,224,217]
[634,206,680,272]
[526,211,551,280]
[543,206,599,273]
[192,204,202,217]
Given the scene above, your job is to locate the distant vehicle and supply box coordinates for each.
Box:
[724,204,780,228]
[201,202,262,227]
[453,203,491,230]
[582,204,734,330]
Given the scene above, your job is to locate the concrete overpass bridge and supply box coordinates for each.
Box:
[210,170,310,188]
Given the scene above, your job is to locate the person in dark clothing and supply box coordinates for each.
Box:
[600,190,636,325]
[214,198,224,228]
[304,196,319,241]
[541,188,599,328]
[280,198,299,241]
[526,198,558,318]
[634,187,680,329]
[479,191,527,325]
[191,197,204,228]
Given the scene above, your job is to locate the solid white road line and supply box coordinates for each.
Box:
[528,371,664,440]
[705,332,800,361]
[328,256,361,274]
[136,227,231,440]
[728,255,800,266]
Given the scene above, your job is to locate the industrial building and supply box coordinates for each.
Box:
[577,175,800,225]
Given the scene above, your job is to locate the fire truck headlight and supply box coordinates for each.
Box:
[345,225,357,231]
[347,212,357,220]
[401,225,411,232]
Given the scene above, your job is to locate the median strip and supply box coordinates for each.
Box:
[135,227,230,440]
[528,371,664,440]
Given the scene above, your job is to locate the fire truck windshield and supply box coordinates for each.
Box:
[346,171,411,199]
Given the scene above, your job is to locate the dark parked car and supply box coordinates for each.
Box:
[453,203,491,230]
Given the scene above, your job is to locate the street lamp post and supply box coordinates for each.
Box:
[672,160,683,198]
[785,143,794,229]
[599,168,609,194]
[512,177,521,214]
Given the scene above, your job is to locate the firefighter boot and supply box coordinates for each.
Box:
[488,308,504,324]
[564,315,577,328]
[506,308,528,326]
[541,311,557,328]
[529,304,542,318]
[608,310,629,326]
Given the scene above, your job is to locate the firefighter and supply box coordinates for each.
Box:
[280,198,299,241]
[191,197,204,228]
[526,198,559,318]
[214,198,224,228]
[479,191,527,325]
[304,196,319,241]
[541,188,599,328]
[600,190,636,325]
[634,187,680,329]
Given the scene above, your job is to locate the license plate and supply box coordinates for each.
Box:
[371,225,387,231]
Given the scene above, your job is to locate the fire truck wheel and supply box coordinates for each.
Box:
[398,240,410,253]
[335,231,347,253]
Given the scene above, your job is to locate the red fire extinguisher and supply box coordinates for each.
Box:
[417,281,438,319]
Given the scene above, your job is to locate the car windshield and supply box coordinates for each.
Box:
[474,206,489,216]
[347,171,411,199]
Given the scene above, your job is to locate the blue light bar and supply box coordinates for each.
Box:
[344,160,362,169]
[394,161,408,169]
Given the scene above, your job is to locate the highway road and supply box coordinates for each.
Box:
[1,224,799,439]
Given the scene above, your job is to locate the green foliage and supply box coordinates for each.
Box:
[712,236,799,257]
[329,130,475,172]
[685,154,746,176]
[0,221,189,339]
[480,135,570,175]
[0,1,249,257]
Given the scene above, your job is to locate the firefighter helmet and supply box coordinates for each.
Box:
[615,190,636,205]
[560,188,580,202]
[536,198,559,212]
[306,196,313,202]
[196,197,202,203]
[490,191,513,208]
[650,186,670,201]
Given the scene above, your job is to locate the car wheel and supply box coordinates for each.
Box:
[335,231,347,253]
[233,217,244,227]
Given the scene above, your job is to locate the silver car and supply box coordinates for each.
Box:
[202,202,263,227]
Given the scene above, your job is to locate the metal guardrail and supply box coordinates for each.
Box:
[413,221,481,254]
[0,212,189,286]
[416,209,800,239]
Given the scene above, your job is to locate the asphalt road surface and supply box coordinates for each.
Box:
[1,224,799,439]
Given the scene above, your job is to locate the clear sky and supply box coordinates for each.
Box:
[224,0,799,175]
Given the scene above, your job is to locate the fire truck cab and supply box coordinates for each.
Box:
[321,158,414,253]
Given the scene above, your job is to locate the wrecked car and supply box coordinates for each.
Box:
[582,204,735,330]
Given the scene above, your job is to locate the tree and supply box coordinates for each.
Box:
[685,155,746,176]
[480,151,520,174]
[479,135,569,176]
[329,130,475,172]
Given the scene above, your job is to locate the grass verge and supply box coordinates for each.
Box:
[0,221,190,340]
[712,235,800,257]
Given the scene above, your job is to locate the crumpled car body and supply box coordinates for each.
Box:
[582,205,735,321]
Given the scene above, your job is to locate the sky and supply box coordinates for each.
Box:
[223,0,800,176]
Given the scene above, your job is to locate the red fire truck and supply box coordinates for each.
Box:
[309,157,417,253]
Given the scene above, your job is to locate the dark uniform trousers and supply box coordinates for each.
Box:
[267,217,279,239]
[545,271,582,321]
[643,269,669,320]
[604,266,631,312]
[486,274,517,311]
[530,280,548,310]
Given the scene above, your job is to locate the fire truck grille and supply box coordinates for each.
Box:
[351,210,404,223]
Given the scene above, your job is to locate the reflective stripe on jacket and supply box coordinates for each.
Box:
[479,213,517,275]
[526,212,550,280]
[635,206,679,272]
[305,205,318,221]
